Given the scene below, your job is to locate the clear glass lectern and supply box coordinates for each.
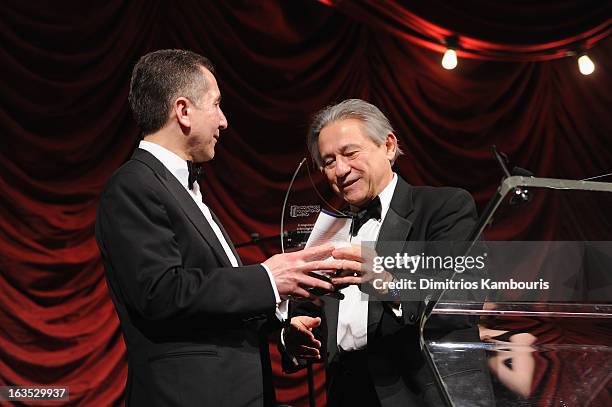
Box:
[423,176,612,406]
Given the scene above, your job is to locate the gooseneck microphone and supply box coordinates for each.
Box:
[492,145,533,207]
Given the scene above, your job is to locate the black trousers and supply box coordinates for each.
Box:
[327,349,381,407]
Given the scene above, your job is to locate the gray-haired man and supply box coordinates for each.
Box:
[283,99,483,407]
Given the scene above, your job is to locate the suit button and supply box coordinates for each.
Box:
[409,313,416,322]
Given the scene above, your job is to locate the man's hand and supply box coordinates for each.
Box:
[283,316,322,360]
[330,245,373,285]
[264,244,359,300]
[330,245,395,293]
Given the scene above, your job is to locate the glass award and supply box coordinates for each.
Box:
[280,157,348,253]
[280,158,349,301]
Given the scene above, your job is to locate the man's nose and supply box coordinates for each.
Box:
[219,108,228,129]
[335,156,350,178]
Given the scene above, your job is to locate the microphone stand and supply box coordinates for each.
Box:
[467,146,533,241]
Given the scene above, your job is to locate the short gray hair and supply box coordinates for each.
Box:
[307,99,403,168]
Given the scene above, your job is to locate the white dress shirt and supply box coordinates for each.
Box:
[337,173,399,352]
[138,140,283,308]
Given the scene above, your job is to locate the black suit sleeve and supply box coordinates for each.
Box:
[426,188,478,241]
[96,170,276,322]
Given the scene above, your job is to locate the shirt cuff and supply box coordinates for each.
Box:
[261,263,281,304]
[280,327,301,367]
[277,300,289,321]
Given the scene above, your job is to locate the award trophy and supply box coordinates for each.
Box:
[280,157,347,253]
[280,157,349,300]
[280,157,349,407]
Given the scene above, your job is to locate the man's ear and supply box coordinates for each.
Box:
[385,133,398,160]
[174,97,191,128]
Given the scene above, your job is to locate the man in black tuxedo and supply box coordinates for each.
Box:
[283,99,487,406]
[95,50,352,407]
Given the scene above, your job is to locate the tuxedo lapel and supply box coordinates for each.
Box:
[368,176,415,335]
[132,149,233,268]
[209,208,242,266]
[377,176,414,250]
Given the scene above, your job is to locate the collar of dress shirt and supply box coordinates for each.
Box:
[139,140,192,191]
[349,172,397,221]
[378,172,397,221]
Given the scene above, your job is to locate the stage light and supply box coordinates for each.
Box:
[441,49,457,70]
[577,54,595,75]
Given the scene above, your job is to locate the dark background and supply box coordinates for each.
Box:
[1,1,610,405]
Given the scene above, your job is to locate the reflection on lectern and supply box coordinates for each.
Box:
[424,176,612,406]
[480,326,537,400]
[476,315,612,406]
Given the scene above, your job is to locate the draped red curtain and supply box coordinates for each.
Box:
[1,1,610,405]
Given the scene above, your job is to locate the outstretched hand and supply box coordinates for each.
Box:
[264,244,361,300]
[330,245,395,293]
[284,316,322,360]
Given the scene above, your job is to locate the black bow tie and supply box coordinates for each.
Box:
[350,196,382,236]
[186,160,202,190]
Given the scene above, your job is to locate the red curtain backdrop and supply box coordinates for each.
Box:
[1,1,610,405]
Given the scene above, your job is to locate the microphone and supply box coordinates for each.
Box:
[491,145,533,207]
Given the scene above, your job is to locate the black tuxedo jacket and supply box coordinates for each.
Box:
[96,148,278,407]
[286,176,490,406]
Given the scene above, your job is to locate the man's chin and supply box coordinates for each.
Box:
[198,149,215,162]
[342,192,368,208]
